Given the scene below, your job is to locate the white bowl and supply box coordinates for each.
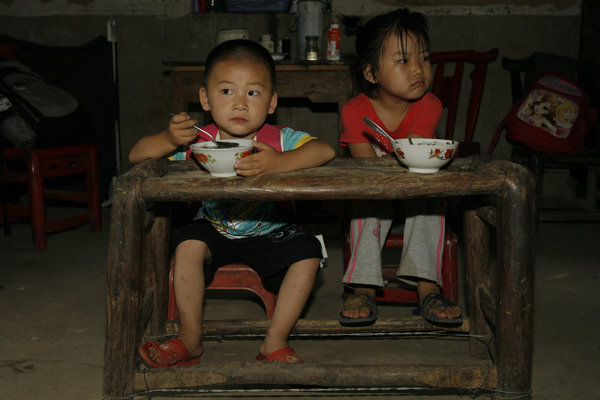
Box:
[271,53,287,60]
[391,138,459,173]
[189,139,254,177]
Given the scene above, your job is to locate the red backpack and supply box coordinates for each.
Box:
[488,73,597,155]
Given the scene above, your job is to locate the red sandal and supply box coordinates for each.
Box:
[138,337,200,368]
[256,347,304,363]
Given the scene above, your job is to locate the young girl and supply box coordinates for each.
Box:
[338,8,462,326]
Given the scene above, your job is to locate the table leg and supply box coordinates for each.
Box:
[102,173,145,399]
[496,163,535,399]
[142,206,171,335]
[463,202,493,359]
[102,158,176,399]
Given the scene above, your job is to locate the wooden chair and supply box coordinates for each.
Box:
[0,144,102,249]
[499,53,600,222]
[342,49,498,305]
[430,48,499,157]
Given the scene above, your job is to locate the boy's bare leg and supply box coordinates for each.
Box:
[148,240,208,363]
[417,280,461,319]
[259,258,320,357]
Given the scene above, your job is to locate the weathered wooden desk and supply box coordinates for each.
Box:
[103,157,535,399]
[165,61,352,111]
[164,61,353,132]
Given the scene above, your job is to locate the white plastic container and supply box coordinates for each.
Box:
[260,34,275,53]
[216,29,249,45]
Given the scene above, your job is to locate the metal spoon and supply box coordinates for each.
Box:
[169,113,238,148]
[363,117,413,145]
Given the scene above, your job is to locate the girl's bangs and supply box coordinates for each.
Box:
[386,28,430,56]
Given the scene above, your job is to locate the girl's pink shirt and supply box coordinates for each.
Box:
[339,92,443,153]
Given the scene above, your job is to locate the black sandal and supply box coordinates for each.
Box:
[338,293,378,326]
[419,292,463,326]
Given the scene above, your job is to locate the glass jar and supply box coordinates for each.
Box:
[305,35,319,61]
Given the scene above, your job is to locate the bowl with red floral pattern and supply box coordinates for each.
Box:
[190,139,254,177]
[391,138,459,173]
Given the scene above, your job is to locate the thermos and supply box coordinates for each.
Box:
[297,0,323,60]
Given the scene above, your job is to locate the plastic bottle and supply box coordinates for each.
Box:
[326,19,341,61]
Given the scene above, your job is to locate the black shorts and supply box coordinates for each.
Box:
[171,220,322,292]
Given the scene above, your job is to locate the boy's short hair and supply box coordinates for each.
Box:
[353,8,431,97]
[204,39,276,91]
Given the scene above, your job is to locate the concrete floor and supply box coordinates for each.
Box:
[1,208,599,400]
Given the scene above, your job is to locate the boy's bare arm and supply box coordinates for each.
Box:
[235,138,335,177]
[129,112,199,164]
[128,131,177,164]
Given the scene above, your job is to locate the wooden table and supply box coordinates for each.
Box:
[164,61,353,131]
[102,157,535,399]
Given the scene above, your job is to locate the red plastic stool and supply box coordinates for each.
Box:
[167,260,278,320]
[0,144,102,249]
[343,228,459,304]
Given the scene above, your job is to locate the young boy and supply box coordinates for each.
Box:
[131,39,335,366]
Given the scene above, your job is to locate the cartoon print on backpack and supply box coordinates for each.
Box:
[518,92,557,134]
[556,102,577,130]
[517,89,580,139]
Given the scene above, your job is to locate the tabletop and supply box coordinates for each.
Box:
[137,157,511,202]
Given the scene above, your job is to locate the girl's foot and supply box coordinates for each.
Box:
[339,286,378,321]
[417,281,462,324]
[338,290,378,326]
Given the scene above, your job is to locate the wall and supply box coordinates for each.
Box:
[0,0,582,178]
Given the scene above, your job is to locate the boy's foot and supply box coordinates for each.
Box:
[139,337,203,368]
[256,347,304,363]
[338,289,378,326]
[417,282,462,325]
